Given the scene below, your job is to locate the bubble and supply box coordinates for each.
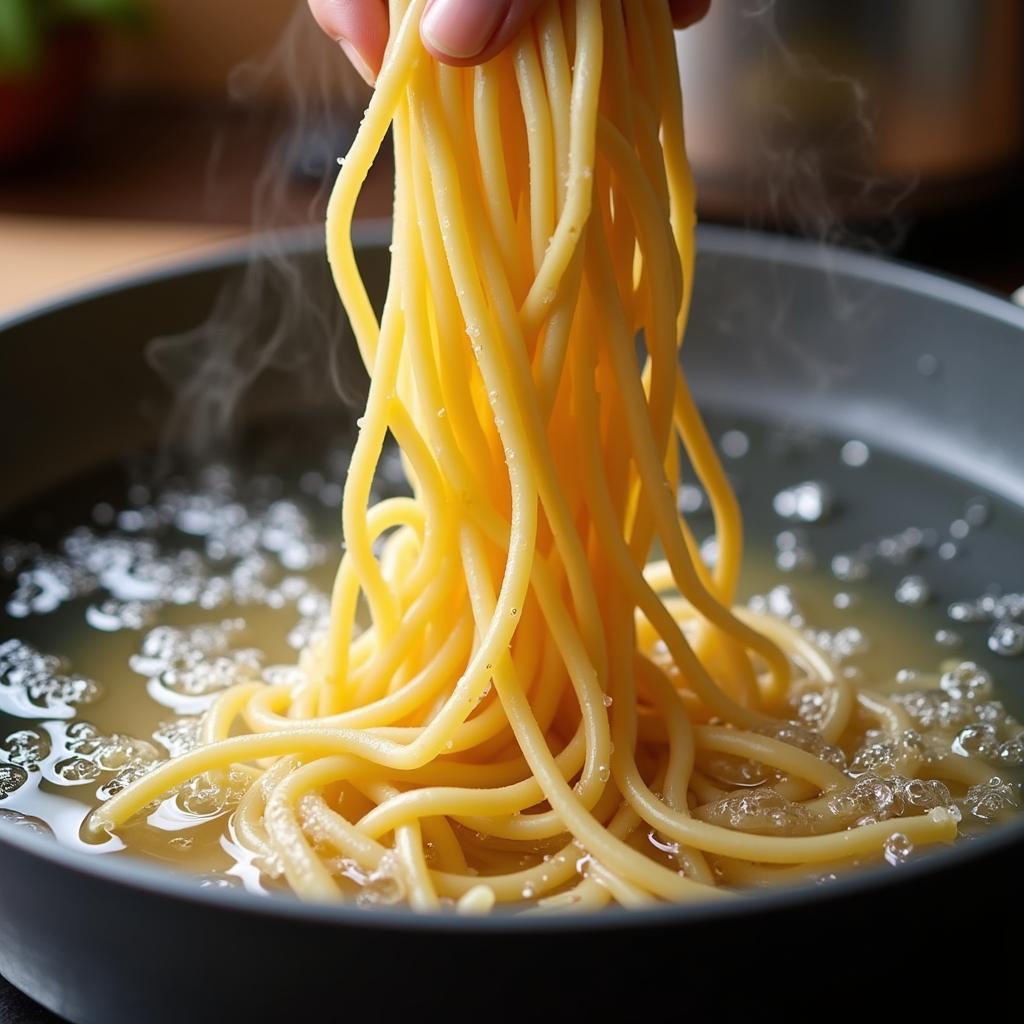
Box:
[951,724,999,760]
[827,775,898,822]
[948,601,981,623]
[849,740,900,775]
[93,734,159,772]
[764,721,846,769]
[789,688,829,729]
[949,519,970,541]
[840,440,870,468]
[883,832,914,866]
[701,787,813,835]
[0,639,102,716]
[895,575,931,608]
[0,762,28,798]
[153,718,203,758]
[6,555,97,617]
[964,497,991,528]
[938,542,959,561]
[996,736,1024,767]
[700,536,718,568]
[97,758,157,801]
[0,727,50,768]
[199,876,236,890]
[833,592,856,610]
[131,622,262,698]
[900,778,952,810]
[831,553,870,582]
[934,629,961,648]
[962,777,1019,821]
[896,690,974,733]
[677,483,707,516]
[720,430,749,459]
[988,622,1024,658]
[916,353,940,377]
[177,766,251,817]
[53,756,102,784]
[775,481,834,525]
[939,662,992,701]
[0,809,52,837]
[86,598,159,632]
[766,585,797,619]
[813,626,868,663]
[355,851,406,907]
[775,539,815,573]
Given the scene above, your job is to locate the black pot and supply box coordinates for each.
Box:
[1,226,1022,1022]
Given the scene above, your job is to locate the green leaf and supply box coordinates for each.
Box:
[0,0,42,74]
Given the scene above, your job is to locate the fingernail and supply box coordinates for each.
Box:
[340,38,375,87]
[421,0,509,59]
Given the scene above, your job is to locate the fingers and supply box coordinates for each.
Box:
[670,0,712,29]
[420,0,546,66]
[307,0,390,85]
[311,0,712,85]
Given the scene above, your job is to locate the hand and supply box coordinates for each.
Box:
[309,0,711,86]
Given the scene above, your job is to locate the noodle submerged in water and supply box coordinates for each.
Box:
[81,0,1012,911]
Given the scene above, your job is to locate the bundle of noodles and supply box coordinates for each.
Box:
[91,0,976,912]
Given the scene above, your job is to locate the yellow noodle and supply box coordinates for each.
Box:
[92,0,987,912]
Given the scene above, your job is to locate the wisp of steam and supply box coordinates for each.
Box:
[146,5,373,462]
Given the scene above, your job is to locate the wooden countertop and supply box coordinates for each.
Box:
[0,215,243,317]
[0,99,393,318]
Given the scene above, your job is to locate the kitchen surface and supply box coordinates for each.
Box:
[0,1,1022,1021]
[1,0,1021,319]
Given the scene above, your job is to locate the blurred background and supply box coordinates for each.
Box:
[0,0,1021,316]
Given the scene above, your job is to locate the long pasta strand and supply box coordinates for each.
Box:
[91,0,968,911]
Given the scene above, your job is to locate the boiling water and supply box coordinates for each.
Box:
[0,415,1021,896]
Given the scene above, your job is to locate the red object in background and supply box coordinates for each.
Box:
[0,27,100,166]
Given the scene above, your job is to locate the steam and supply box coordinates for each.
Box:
[732,0,916,255]
[680,0,919,389]
[147,5,372,461]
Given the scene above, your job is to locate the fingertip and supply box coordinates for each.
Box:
[309,0,388,83]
